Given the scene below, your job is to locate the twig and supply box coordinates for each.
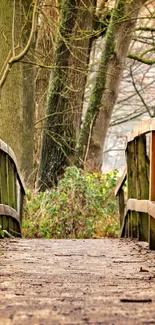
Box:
[120,298,152,303]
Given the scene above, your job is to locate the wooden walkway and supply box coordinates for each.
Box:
[0,238,155,325]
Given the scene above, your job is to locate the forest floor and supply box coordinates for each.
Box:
[0,238,155,325]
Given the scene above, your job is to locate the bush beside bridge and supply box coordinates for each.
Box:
[22,167,119,239]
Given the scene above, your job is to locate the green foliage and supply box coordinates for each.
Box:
[22,167,119,239]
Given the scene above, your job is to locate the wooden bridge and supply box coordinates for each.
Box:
[1,118,155,250]
[0,121,155,324]
[115,118,155,250]
[0,139,25,237]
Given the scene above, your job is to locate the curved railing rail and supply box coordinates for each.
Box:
[115,118,155,250]
[0,139,25,237]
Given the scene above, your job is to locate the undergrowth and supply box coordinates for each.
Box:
[22,166,119,239]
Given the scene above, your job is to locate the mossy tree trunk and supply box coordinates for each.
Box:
[75,0,147,171]
[0,0,35,184]
[34,0,59,184]
[37,0,96,191]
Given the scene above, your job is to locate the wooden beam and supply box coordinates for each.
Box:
[115,166,127,196]
[149,131,155,249]
[136,135,149,241]
[0,139,26,194]
[120,199,155,239]
[127,118,155,144]
[118,188,125,227]
[126,140,137,238]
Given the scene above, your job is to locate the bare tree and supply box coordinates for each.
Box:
[75,0,148,172]
[37,0,96,190]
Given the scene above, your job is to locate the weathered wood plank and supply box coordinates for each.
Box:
[149,131,155,249]
[118,188,125,227]
[115,166,127,197]
[8,217,14,234]
[0,215,2,230]
[0,204,20,223]
[7,156,17,209]
[0,151,8,205]
[0,139,26,194]
[127,118,155,144]
[126,140,137,238]
[120,199,155,238]
[136,135,149,241]
[2,215,9,231]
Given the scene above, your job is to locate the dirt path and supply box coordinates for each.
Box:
[0,238,155,325]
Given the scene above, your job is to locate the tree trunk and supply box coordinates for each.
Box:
[75,0,147,172]
[34,0,59,183]
[0,0,35,184]
[37,0,96,191]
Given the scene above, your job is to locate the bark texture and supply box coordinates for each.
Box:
[75,0,147,172]
[34,0,59,182]
[37,0,96,191]
[0,0,35,184]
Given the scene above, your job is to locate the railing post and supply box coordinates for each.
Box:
[118,188,125,227]
[126,140,137,238]
[136,135,149,242]
[149,131,155,249]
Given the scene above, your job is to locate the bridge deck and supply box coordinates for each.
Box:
[0,238,155,325]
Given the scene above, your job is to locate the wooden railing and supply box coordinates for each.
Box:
[0,140,25,237]
[115,118,155,250]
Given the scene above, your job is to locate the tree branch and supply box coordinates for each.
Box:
[135,26,155,32]
[128,53,155,65]
[130,66,153,118]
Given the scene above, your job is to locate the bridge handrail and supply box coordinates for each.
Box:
[115,166,127,196]
[115,118,155,250]
[120,199,155,237]
[0,139,26,237]
[0,139,26,193]
[127,118,155,143]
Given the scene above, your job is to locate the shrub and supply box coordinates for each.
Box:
[22,166,119,238]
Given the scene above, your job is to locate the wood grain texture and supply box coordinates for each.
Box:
[0,139,26,194]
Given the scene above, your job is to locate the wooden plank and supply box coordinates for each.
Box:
[148,201,155,217]
[127,119,154,144]
[19,190,24,223]
[0,139,26,194]
[149,132,155,200]
[0,204,20,223]
[0,215,2,231]
[115,166,127,196]
[138,212,148,241]
[120,199,155,238]
[126,199,148,214]
[125,215,129,238]
[128,212,132,237]
[149,131,155,249]
[0,204,21,236]
[12,220,20,236]
[16,178,24,222]
[2,215,9,231]
[118,188,125,227]
[8,217,14,234]
[0,151,8,205]
[126,140,138,238]
[7,157,17,209]
[149,216,155,250]
[136,135,149,241]
[131,211,138,238]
